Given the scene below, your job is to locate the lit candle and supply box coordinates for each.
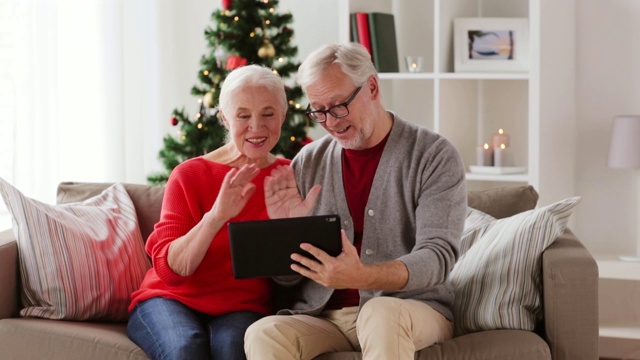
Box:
[405,56,424,73]
[492,128,510,150]
[476,143,493,166]
[494,143,514,167]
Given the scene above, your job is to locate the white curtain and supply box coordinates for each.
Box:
[0,0,214,228]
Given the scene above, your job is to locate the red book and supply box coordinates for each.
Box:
[355,12,372,56]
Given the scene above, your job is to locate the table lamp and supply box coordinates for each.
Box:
[607,114,640,261]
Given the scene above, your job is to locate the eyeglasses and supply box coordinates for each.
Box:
[305,86,363,123]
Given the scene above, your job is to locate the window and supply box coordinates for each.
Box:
[0,0,16,230]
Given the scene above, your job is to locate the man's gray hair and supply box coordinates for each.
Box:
[296,43,378,91]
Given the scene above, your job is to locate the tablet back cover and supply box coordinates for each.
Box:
[228,215,342,279]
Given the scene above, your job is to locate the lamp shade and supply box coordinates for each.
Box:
[608,115,640,169]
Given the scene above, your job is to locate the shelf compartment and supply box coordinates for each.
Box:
[439,79,529,180]
[469,165,527,175]
[465,172,529,182]
[379,73,436,80]
[378,73,529,80]
[438,72,530,80]
[378,78,434,131]
[601,325,640,340]
[599,330,640,360]
[597,257,640,281]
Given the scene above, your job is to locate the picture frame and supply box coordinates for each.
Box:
[454,18,529,73]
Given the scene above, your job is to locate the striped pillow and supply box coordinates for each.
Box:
[450,196,581,336]
[459,207,496,255]
[0,178,150,321]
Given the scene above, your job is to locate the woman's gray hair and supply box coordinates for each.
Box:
[296,42,378,91]
[219,64,287,113]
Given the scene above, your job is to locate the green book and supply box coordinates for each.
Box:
[367,12,399,72]
[350,13,359,43]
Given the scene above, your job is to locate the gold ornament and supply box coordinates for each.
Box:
[258,39,276,58]
[203,91,215,108]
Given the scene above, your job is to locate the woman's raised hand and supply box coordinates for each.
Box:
[210,164,260,222]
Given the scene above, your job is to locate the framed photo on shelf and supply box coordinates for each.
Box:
[454,18,529,73]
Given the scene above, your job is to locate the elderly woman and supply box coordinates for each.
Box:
[127,65,291,360]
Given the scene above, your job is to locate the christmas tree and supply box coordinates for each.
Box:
[147,0,312,185]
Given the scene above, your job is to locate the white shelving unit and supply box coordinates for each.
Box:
[307,0,581,349]
[597,257,640,359]
[598,257,640,281]
[337,0,575,206]
[341,0,537,191]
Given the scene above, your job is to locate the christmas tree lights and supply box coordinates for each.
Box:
[147,0,312,185]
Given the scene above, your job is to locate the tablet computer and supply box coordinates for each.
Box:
[228,214,342,279]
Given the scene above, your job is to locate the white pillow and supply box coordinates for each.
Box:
[459,206,496,255]
[451,196,581,336]
[0,178,151,321]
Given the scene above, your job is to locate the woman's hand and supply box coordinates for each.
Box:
[264,165,321,218]
[209,164,260,222]
[167,164,259,277]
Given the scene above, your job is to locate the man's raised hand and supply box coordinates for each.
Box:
[264,165,321,219]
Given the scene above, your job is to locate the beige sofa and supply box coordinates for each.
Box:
[0,182,598,360]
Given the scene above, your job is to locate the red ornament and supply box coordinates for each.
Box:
[222,0,232,10]
[226,55,248,70]
[301,136,313,146]
[170,116,178,126]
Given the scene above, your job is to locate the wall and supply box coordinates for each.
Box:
[279,0,341,64]
[140,0,221,179]
[575,0,640,257]
[278,0,341,140]
[537,0,576,208]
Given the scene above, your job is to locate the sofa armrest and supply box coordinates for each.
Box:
[0,228,19,319]
[542,229,599,360]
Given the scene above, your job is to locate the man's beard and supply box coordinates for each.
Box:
[335,118,374,150]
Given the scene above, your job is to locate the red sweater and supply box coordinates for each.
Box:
[129,156,290,315]
[325,133,389,310]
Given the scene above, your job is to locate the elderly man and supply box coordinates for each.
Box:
[246,42,467,360]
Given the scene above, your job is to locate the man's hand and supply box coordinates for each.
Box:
[265,165,321,218]
[290,230,369,289]
[291,230,410,291]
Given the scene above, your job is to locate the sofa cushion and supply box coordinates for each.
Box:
[0,318,147,360]
[0,229,19,319]
[450,196,581,336]
[0,179,150,321]
[467,185,539,219]
[54,183,536,239]
[57,182,165,241]
[314,330,551,360]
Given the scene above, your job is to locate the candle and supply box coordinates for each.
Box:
[405,56,424,73]
[494,143,514,167]
[492,128,510,150]
[476,143,493,166]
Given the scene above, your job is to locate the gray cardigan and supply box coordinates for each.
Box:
[281,112,467,321]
